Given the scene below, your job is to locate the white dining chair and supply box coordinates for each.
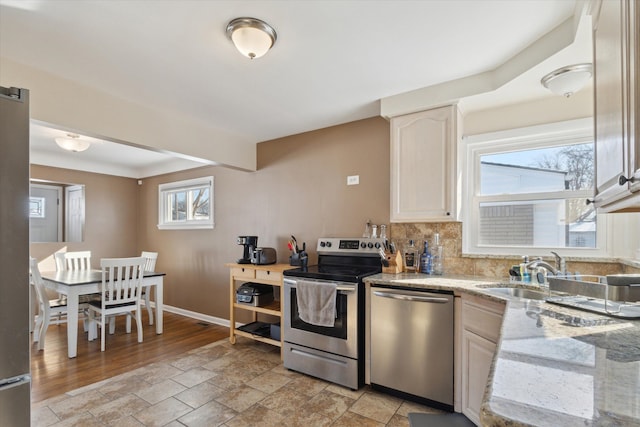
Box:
[54,250,96,330]
[140,251,158,325]
[30,257,68,351]
[87,257,147,351]
[54,251,92,271]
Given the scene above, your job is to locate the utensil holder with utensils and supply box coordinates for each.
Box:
[289,251,308,267]
[382,251,403,274]
[288,236,307,267]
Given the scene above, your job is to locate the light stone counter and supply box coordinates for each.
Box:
[364,273,640,427]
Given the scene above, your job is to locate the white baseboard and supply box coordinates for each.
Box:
[147,302,231,328]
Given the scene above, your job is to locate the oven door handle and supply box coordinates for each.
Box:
[285,279,355,293]
[373,290,449,303]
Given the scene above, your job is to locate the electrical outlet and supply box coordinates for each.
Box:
[347,175,359,186]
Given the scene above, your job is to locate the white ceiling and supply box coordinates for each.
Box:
[29,121,212,178]
[0,0,591,178]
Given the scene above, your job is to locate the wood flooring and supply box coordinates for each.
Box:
[30,312,229,403]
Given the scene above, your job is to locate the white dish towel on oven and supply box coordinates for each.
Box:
[295,280,337,327]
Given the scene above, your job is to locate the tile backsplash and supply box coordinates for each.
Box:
[389,222,639,278]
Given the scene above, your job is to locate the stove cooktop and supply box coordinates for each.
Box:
[284,264,381,283]
[284,237,384,283]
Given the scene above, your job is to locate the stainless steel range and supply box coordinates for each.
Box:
[282,237,384,390]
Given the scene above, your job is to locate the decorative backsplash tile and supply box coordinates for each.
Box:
[389,222,637,278]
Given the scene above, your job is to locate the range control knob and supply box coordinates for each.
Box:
[319,241,325,247]
[360,242,367,248]
[367,242,374,248]
[325,241,332,248]
[375,242,381,249]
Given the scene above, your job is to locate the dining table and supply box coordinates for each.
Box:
[39,269,165,358]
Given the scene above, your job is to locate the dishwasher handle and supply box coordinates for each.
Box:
[373,290,450,303]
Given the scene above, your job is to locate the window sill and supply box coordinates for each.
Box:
[157,223,214,230]
[461,253,636,266]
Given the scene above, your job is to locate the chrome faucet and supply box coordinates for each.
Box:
[525,258,559,275]
[550,251,566,275]
[525,252,566,277]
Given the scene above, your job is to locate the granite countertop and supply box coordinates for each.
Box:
[364,273,640,427]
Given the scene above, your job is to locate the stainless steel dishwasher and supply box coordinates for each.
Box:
[370,285,454,410]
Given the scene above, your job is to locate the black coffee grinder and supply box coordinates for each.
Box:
[237,236,258,264]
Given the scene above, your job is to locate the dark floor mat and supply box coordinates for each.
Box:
[408,412,476,427]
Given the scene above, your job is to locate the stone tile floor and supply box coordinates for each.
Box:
[32,337,445,426]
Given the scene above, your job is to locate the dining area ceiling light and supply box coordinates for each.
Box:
[54,133,91,152]
[226,17,277,59]
[541,63,593,98]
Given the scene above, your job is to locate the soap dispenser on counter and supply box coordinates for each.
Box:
[520,256,531,283]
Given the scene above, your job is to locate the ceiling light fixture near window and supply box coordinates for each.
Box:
[541,63,593,98]
[226,17,277,59]
[54,133,91,152]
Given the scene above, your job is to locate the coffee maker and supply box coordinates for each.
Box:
[237,236,258,264]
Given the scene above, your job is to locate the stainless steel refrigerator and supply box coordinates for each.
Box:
[0,86,31,426]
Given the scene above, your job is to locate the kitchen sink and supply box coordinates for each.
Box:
[484,287,548,300]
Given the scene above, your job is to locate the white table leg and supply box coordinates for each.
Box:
[155,278,163,334]
[67,291,79,358]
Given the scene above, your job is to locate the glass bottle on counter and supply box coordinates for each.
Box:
[420,240,432,274]
[432,233,444,275]
[403,239,419,273]
[362,221,371,238]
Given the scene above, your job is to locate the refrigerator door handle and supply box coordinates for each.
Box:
[0,374,31,391]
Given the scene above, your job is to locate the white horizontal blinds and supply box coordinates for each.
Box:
[162,182,211,192]
[159,177,213,192]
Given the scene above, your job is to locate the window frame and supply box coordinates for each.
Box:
[461,118,609,257]
[157,176,214,230]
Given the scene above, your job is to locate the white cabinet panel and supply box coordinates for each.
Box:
[593,0,640,211]
[458,294,505,426]
[461,330,496,425]
[390,105,458,222]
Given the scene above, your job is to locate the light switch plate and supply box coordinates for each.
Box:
[347,175,360,185]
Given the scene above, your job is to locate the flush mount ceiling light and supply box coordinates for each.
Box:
[541,63,593,98]
[226,17,277,59]
[54,133,91,152]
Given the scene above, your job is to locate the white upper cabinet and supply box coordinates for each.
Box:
[390,105,459,222]
[593,0,640,212]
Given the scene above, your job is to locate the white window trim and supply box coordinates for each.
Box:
[461,118,609,258]
[157,176,214,230]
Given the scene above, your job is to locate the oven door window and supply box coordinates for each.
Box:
[290,288,347,339]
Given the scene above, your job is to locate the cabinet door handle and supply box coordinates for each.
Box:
[619,175,636,186]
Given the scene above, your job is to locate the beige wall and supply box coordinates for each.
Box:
[32,112,639,323]
[29,165,139,271]
[462,88,593,136]
[137,117,390,320]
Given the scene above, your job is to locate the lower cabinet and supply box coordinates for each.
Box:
[459,294,505,426]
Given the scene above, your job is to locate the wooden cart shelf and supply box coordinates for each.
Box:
[226,263,294,353]
[233,300,281,316]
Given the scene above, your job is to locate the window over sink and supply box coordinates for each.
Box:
[461,118,608,257]
[158,176,214,230]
